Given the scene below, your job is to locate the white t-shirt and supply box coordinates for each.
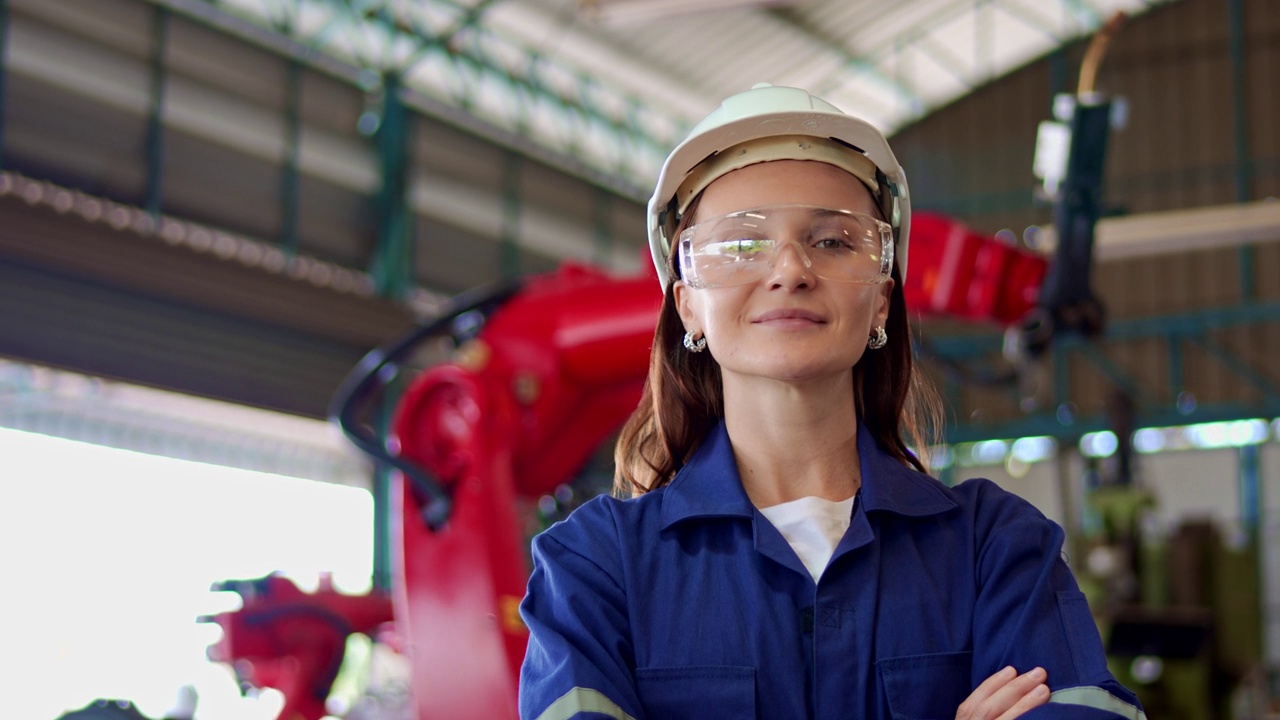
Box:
[758,494,857,582]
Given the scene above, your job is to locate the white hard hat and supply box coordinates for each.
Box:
[647,83,911,289]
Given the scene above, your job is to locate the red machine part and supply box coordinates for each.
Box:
[903,212,1047,324]
[203,574,394,720]
[389,264,662,719]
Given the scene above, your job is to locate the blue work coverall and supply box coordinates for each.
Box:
[520,420,1145,720]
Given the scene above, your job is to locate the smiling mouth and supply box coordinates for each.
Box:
[753,310,826,324]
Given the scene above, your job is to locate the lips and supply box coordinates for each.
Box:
[752,308,826,324]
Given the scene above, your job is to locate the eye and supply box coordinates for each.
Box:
[707,238,771,256]
[812,234,854,251]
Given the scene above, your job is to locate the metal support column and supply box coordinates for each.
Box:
[0,0,9,170]
[371,375,404,593]
[144,7,169,218]
[280,59,302,256]
[372,459,393,593]
[370,72,414,300]
[1238,441,1268,695]
[1241,443,1260,538]
[501,151,522,280]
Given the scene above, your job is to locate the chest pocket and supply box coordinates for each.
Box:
[636,665,755,719]
[877,651,972,720]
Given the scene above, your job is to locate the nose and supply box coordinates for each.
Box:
[767,241,814,290]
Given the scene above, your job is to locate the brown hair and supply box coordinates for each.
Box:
[614,195,943,495]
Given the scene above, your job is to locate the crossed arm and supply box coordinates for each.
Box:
[520,485,1144,720]
[961,665,1051,720]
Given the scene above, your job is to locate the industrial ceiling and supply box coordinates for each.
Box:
[172,0,1174,195]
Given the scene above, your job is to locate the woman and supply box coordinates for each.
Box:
[520,84,1144,720]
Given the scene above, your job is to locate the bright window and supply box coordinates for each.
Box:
[0,427,374,720]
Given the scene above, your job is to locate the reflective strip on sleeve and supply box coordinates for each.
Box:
[1049,687,1148,720]
[533,687,637,720]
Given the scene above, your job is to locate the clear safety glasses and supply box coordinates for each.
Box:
[678,204,894,290]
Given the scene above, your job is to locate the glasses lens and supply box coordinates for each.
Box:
[679,205,892,289]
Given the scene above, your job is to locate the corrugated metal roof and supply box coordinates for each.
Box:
[486,0,1174,161]
[189,0,1176,191]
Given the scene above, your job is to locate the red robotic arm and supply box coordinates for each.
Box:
[389,264,661,718]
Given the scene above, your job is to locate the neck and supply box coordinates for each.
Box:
[721,371,862,508]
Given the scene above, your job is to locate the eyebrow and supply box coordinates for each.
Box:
[807,208,855,221]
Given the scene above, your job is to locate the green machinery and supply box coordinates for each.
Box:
[1079,479,1264,718]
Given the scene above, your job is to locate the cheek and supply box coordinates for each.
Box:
[694,292,749,336]
[700,310,736,349]
[844,286,886,323]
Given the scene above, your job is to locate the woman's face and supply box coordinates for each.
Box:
[674,159,893,385]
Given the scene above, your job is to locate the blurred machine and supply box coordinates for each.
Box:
[1076,393,1265,719]
[203,575,395,720]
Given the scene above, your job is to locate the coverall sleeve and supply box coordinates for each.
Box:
[970,481,1146,720]
[519,505,642,720]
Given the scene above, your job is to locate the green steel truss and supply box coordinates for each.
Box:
[927,301,1280,443]
[148,0,681,194]
[137,0,1175,194]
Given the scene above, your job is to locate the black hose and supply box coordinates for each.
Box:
[328,281,523,531]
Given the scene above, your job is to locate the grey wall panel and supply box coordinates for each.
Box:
[8,0,654,304]
[0,194,414,346]
[0,191,417,416]
[295,174,376,268]
[414,120,507,192]
[1246,0,1280,199]
[16,0,155,59]
[0,257,363,418]
[167,13,288,112]
[415,218,503,294]
[299,68,365,137]
[161,127,285,242]
[4,75,150,203]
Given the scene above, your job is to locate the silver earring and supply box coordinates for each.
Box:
[683,331,707,353]
[868,326,888,350]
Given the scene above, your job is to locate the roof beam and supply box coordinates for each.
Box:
[994,0,1066,42]
[912,33,974,92]
[160,0,681,188]
[766,6,921,108]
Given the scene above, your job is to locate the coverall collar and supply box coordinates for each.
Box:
[659,418,957,531]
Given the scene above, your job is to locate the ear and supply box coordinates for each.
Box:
[673,280,702,335]
[874,278,894,327]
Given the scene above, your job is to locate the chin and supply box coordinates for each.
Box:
[718,344,864,382]
[731,360,858,384]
